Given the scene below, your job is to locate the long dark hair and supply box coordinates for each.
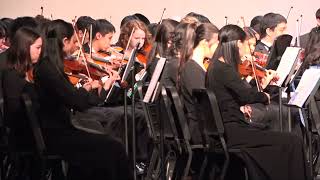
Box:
[303,27,320,69]
[147,19,178,66]
[41,19,74,74]
[211,24,246,71]
[7,27,41,76]
[170,22,197,64]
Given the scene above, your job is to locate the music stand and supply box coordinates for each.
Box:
[286,69,320,177]
[274,46,302,131]
[266,34,293,70]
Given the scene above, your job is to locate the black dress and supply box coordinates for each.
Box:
[206,59,310,180]
[34,57,133,180]
[179,59,206,143]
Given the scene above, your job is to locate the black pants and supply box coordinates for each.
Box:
[250,102,303,135]
[225,122,311,180]
[73,106,150,161]
[44,127,133,180]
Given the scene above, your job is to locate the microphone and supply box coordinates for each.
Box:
[286,6,293,20]
[225,16,228,25]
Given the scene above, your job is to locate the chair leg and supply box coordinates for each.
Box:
[244,167,249,180]
[166,156,176,179]
[198,155,208,180]
[220,155,230,180]
[146,147,159,180]
[182,145,193,178]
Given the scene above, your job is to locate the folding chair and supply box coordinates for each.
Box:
[193,89,248,180]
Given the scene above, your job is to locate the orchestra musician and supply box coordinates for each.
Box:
[206,24,310,180]
[74,18,151,167]
[34,19,133,180]
[177,22,219,144]
[116,19,152,65]
[255,13,287,70]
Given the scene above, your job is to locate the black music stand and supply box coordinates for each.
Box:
[266,34,292,70]
[273,46,302,132]
[285,70,320,178]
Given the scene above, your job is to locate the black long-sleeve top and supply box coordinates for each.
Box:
[206,59,269,124]
[34,57,106,129]
[2,68,38,149]
[179,59,206,121]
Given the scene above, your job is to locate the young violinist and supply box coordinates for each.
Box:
[249,15,263,40]
[240,27,288,130]
[255,13,287,56]
[75,16,95,45]
[146,18,179,86]
[73,18,151,168]
[206,24,310,180]
[83,19,114,54]
[82,19,123,69]
[178,22,219,143]
[34,19,133,180]
[116,19,152,65]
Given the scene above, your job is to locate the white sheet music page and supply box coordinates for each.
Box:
[288,69,320,108]
[143,57,166,103]
[275,47,301,86]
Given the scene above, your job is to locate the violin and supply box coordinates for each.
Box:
[64,54,112,85]
[136,43,152,65]
[253,51,269,67]
[239,59,267,80]
[239,56,279,91]
[91,47,127,69]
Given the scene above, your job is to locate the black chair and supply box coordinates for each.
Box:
[137,83,183,180]
[164,86,205,179]
[192,89,248,180]
[0,70,10,180]
[7,93,67,180]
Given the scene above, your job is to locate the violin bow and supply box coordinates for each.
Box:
[158,8,167,24]
[247,42,263,92]
[72,16,91,78]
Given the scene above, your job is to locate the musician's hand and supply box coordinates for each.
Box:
[90,80,102,89]
[82,78,93,91]
[261,70,277,89]
[240,105,252,120]
[102,70,120,90]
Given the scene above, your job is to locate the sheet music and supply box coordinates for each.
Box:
[288,68,320,108]
[143,57,166,103]
[275,47,301,86]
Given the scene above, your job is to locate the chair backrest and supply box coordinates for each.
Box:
[165,86,191,142]
[160,86,180,140]
[21,93,46,156]
[192,89,226,149]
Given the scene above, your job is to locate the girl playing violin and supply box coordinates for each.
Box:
[206,24,310,180]
[35,19,133,180]
[116,19,152,65]
[146,19,179,86]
